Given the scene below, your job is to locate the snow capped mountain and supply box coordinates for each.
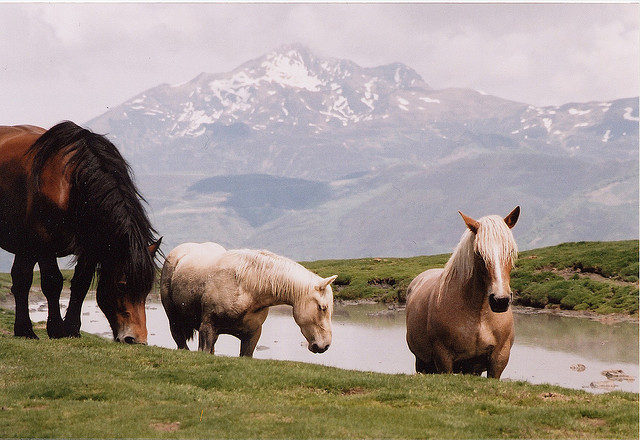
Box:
[82,45,638,261]
[514,99,639,157]
[104,44,430,140]
[90,44,637,177]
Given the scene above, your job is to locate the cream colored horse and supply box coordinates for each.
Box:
[160,242,337,357]
[406,207,520,378]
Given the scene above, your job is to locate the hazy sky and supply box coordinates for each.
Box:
[1,2,638,128]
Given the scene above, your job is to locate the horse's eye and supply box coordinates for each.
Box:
[318,304,327,312]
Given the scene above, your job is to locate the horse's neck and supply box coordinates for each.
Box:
[250,280,298,309]
[443,257,490,311]
[255,290,292,309]
[467,266,491,309]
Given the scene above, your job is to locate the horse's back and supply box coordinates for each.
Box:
[0,125,44,160]
[407,268,442,302]
[0,125,47,254]
[406,269,442,325]
[161,242,227,298]
[161,242,228,337]
[168,242,226,269]
[406,268,443,363]
[0,124,44,141]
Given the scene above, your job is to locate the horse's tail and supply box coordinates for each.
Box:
[159,251,178,305]
[28,121,159,295]
[159,252,197,346]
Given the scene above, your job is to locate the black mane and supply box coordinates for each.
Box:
[29,121,159,297]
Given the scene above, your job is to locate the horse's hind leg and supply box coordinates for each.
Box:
[198,320,219,354]
[162,302,193,350]
[38,256,65,338]
[10,254,38,339]
[167,316,191,350]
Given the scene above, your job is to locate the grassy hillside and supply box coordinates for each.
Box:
[510,241,638,314]
[303,240,639,316]
[0,241,637,315]
[0,308,637,439]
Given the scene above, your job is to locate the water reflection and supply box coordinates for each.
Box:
[513,311,638,365]
[9,294,639,394]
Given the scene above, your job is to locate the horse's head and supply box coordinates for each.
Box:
[293,275,337,353]
[97,239,161,344]
[459,206,520,313]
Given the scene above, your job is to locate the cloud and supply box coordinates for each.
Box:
[0,3,637,127]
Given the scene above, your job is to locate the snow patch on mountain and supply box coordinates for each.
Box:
[262,51,324,91]
[89,45,638,173]
[623,107,639,121]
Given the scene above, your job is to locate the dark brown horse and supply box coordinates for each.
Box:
[0,122,160,344]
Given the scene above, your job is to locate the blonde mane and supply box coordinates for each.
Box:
[440,215,518,293]
[230,249,319,304]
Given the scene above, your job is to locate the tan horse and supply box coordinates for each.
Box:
[406,207,520,378]
[160,243,337,357]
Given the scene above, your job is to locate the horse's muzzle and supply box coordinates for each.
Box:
[489,294,511,313]
[310,343,330,353]
[116,335,148,345]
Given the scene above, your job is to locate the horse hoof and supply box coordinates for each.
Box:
[48,329,77,339]
[62,328,82,338]
[62,321,82,338]
[14,330,39,339]
[47,322,69,339]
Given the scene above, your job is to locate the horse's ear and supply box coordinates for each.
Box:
[504,206,520,229]
[458,211,479,234]
[316,275,338,292]
[148,237,162,257]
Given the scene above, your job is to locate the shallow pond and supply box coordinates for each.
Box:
[13,294,640,393]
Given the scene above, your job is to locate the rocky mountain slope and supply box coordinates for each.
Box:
[86,45,639,261]
[1,45,635,270]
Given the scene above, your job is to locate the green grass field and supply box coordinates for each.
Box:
[0,241,638,438]
[303,240,639,315]
[1,240,638,316]
[0,308,638,439]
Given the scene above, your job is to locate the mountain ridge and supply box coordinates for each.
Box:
[0,44,635,270]
[84,45,638,261]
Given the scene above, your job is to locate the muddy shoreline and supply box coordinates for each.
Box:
[511,305,639,324]
[1,291,638,325]
[337,298,639,324]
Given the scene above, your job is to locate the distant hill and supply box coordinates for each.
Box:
[188,174,332,227]
[71,45,640,260]
[0,45,636,270]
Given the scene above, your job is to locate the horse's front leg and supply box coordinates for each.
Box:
[63,258,96,337]
[38,256,65,338]
[198,319,219,354]
[432,341,454,373]
[415,356,437,374]
[487,341,512,379]
[10,254,38,339]
[239,326,263,358]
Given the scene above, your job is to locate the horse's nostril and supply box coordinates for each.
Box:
[310,343,329,353]
[124,336,136,344]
